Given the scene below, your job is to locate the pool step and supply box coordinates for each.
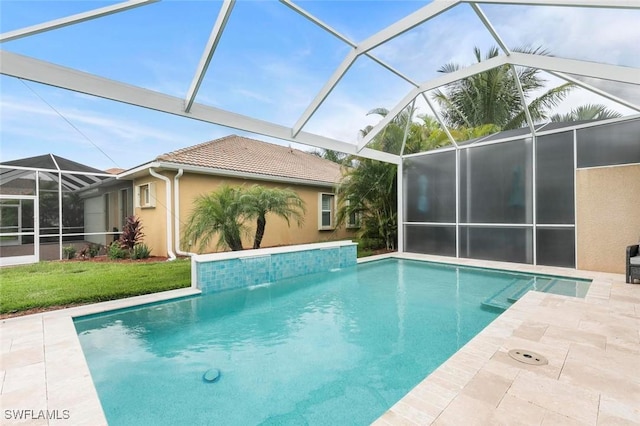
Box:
[506,278,557,303]
[480,278,536,311]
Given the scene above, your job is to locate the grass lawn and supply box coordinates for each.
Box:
[0,259,191,316]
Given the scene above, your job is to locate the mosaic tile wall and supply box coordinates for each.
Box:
[196,244,357,293]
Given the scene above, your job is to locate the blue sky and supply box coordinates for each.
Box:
[1,1,638,170]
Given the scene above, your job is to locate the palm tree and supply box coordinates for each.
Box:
[183,185,245,251]
[550,104,622,122]
[336,107,420,251]
[434,46,573,131]
[359,106,426,155]
[310,149,349,165]
[240,185,306,249]
[337,157,398,251]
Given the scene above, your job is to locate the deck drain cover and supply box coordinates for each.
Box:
[508,349,548,365]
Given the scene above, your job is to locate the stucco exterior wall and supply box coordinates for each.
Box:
[134,171,355,257]
[576,164,640,274]
[133,174,168,257]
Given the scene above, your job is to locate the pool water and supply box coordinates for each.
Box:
[74,259,590,425]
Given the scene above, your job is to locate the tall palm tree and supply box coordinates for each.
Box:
[549,104,622,122]
[240,185,306,249]
[337,156,398,251]
[183,185,245,251]
[336,107,420,251]
[434,46,573,131]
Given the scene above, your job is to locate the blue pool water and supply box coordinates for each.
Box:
[74,259,590,425]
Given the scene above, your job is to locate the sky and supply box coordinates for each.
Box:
[0,0,639,171]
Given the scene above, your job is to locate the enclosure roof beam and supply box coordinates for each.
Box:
[511,65,536,135]
[291,0,459,138]
[281,0,420,89]
[466,0,638,9]
[470,3,511,55]
[291,49,358,137]
[357,54,508,152]
[422,93,459,148]
[0,164,113,177]
[358,1,460,53]
[63,172,103,188]
[280,0,356,47]
[0,0,158,43]
[184,0,235,113]
[0,168,32,185]
[508,52,640,85]
[547,71,640,112]
[0,50,399,165]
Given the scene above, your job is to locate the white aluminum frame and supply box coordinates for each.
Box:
[1,0,639,267]
[0,0,637,161]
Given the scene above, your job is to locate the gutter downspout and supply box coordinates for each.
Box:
[148,168,177,260]
[174,168,196,256]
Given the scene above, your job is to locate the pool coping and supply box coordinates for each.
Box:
[1,255,638,425]
[370,253,640,425]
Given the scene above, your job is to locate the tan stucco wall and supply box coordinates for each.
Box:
[134,171,355,256]
[576,164,640,274]
[133,174,168,257]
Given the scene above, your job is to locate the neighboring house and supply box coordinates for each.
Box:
[0,154,132,265]
[118,135,355,257]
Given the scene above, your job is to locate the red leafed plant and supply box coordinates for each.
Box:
[119,215,144,250]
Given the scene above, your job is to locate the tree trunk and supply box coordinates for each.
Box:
[253,216,266,249]
[225,227,243,251]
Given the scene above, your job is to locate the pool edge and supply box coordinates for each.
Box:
[2,256,634,426]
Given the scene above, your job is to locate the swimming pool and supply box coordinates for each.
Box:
[74,259,590,425]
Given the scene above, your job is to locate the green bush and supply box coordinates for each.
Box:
[88,243,101,258]
[107,242,128,260]
[79,243,102,260]
[62,245,77,260]
[131,243,152,260]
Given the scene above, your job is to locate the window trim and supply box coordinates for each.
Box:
[135,182,156,209]
[318,192,336,230]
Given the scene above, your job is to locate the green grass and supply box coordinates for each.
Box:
[0,259,191,315]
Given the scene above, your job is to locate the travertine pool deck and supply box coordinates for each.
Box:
[1,255,639,425]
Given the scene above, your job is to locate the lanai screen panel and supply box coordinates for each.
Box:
[459,139,533,225]
[577,119,640,168]
[404,149,456,256]
[402,117,640,268]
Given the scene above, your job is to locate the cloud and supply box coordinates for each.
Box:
[0,94,228,169]
[486,5,640,68]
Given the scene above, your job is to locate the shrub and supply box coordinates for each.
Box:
[62,245,77,260]
[78,245,89,260]
[79,243,102,259]
[107,242,128,260]
[88,243,101,258]
[120,216,144,250]
[131,243,152,260]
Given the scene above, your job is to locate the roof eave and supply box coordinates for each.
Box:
[155,161,340,188]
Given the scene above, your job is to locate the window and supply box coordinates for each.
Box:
[346,200,360,229]
[135,183,156,208]
[318,193,335,230]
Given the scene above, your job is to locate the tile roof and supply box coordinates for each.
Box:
[156,135,344,185]
[105,167,126,175]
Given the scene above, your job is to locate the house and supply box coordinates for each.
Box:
[118,135,355,257]
[0,154,132,265]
